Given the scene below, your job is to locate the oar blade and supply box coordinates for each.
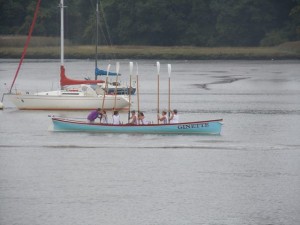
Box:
[129,62,133,76]
[168,64,171,77]
[106,64,111,77]
[156,61,160,74]
[135,62,139,75]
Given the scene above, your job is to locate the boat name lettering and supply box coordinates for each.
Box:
[177,123,209,129]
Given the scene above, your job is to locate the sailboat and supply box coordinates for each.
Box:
[50,62,224,135]
[91,1,137,95]
[58,1,136,96]
[6,0,130,110]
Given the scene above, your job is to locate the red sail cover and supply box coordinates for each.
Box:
[60,66,104,87]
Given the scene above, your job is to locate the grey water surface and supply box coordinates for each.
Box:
[0,59,300,225]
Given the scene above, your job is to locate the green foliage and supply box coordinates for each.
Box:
[0,0,299,46]
[289,4,300,39]
[260,30,289,46]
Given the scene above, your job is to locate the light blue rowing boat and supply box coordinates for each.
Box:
[51,117,223,135]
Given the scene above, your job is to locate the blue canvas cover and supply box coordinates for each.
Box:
[95,67,120,76]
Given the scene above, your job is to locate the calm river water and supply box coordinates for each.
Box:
[0,59,300,225]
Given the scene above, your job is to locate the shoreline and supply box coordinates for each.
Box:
[1,44,300,60]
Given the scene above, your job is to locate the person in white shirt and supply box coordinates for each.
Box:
[169,109,179,123]
[112,110,120,125]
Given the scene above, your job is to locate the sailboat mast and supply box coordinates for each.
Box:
[60,0,64,66]
[95,1,99,80]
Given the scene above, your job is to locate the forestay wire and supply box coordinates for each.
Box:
[99,0,114,47]
[9,0,41,93]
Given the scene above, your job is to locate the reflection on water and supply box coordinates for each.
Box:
[1,60,300,225]
[193,75,249,90]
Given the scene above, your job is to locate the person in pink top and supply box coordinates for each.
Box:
[157,110,168,124]
[128,110,138,125]
[138,112,148,125]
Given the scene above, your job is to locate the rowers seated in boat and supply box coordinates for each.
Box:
[112,110,121,125]
[157,110,168,124]
[87,108,102,123]
[169,109,179,124]
[99,109,108,124]
[138,112,149,125]
[128,110,138,125]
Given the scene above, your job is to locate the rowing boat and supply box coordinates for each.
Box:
[51,117,223,134]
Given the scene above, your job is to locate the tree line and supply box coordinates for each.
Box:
[1,0,300,47]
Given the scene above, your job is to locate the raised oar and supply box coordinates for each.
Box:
[157,61,160,124]
[136,62,140,113]
[168,64,171,123]
[95,1,99,80]
[113,62,120,109]
[128,62,133,123]
[101,64,111,110]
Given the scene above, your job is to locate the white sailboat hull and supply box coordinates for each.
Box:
[7,93,130,110]
[6,1,130,111]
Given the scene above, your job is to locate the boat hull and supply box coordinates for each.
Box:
[51,117,223,134]
[7,94,129,110]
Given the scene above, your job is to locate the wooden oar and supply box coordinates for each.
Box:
[157,61,160,123]
[168,64,171,123]
[113,62,120,109]
[101,64,111,110]
[128,62,133,123]
[136,62,140,113]
[95,1,99,80]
